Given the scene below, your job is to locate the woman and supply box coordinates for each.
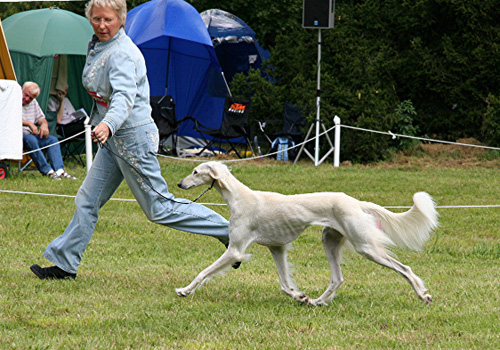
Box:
[30,0,230,279]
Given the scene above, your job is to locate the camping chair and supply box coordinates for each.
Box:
[150,95,190,155]
[17,152,37,173]
[9,150,37,175]
[57,125,87,167]
[189,95,253,158]
[256,103,306,161]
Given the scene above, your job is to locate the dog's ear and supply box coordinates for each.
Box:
[207,162,228,189]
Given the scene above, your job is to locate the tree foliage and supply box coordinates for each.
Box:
[192,0,500,162]
[0,2,86,18]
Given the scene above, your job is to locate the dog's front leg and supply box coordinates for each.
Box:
[175,250,237,297]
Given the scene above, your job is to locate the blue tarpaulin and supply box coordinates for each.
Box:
[126,0,228,143]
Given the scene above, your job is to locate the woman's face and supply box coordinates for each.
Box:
[90,5,121,42]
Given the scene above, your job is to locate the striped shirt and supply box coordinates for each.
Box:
[22,99,45,135]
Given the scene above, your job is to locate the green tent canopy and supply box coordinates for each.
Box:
[3,7,93,115]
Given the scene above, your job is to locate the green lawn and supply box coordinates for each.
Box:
[0,155,499,349]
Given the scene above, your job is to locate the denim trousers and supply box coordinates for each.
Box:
[23,134,64,174]
[43,122,229,273]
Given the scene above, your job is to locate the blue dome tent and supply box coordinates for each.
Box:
[126,0,229,146]
[200,9,270,84]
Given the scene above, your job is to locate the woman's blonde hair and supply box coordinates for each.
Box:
[85,0,127,26]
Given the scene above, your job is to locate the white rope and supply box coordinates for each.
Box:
[22,130,86,156]
[158,124,338,163]
[1,189,498,209]
[0,189,224,206]
[158,121,500,165]
[24,121,499,163]
[341,125,500,151]
[385,205,500,209]
[0,189,134,201]
[11,122,500,209]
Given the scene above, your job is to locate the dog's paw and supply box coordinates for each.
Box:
[175,287,191,297]
[308,298,328,306]
[295,294,311,305]
[423,293,432,306]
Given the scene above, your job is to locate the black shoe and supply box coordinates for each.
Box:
[223,243,241,269]
[30,264,76,280]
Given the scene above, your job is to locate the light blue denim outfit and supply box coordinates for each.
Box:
[43,28,229,274]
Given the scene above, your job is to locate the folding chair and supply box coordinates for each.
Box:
[17,152,37,173]
[257,103,306,160]
[150,95,190,155]
[45,111,87,167]
[57,126,87,167]
[189,95,253,158]
[2,153,36,177]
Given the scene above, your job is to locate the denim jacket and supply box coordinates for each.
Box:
[82,27,153,136]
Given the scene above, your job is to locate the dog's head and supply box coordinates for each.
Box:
[178,161,230,190]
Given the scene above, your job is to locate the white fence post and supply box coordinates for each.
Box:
[333,115,340,167]
[84,118,93,172]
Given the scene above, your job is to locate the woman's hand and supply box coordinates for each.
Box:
[92,122,111,144]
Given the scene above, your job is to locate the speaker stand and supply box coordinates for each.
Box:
[294,117,334,165]
[294,29,334,166]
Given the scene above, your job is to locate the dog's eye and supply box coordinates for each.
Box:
[193,170,198,175]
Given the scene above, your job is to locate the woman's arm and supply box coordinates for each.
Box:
[102,50,138,135]
[56,92,65,124]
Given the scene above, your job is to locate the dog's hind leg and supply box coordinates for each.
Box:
[175,249,240,297]
[352,238,432,305]
[268,245,310,304]
[309,227,346,306]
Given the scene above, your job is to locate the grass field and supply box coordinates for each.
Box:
[1,147,499,349]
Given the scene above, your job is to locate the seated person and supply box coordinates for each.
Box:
[47,86,86,138]
[21,81,76,180]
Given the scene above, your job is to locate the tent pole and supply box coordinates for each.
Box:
[164,37,171,96]
[222,71,232,97]
[159,37,171,104]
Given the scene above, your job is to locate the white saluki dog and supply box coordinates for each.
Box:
[176,161,438,306]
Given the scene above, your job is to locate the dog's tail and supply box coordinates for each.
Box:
[361,192,439,251]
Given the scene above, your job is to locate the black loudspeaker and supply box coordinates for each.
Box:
[302,0,335,29]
